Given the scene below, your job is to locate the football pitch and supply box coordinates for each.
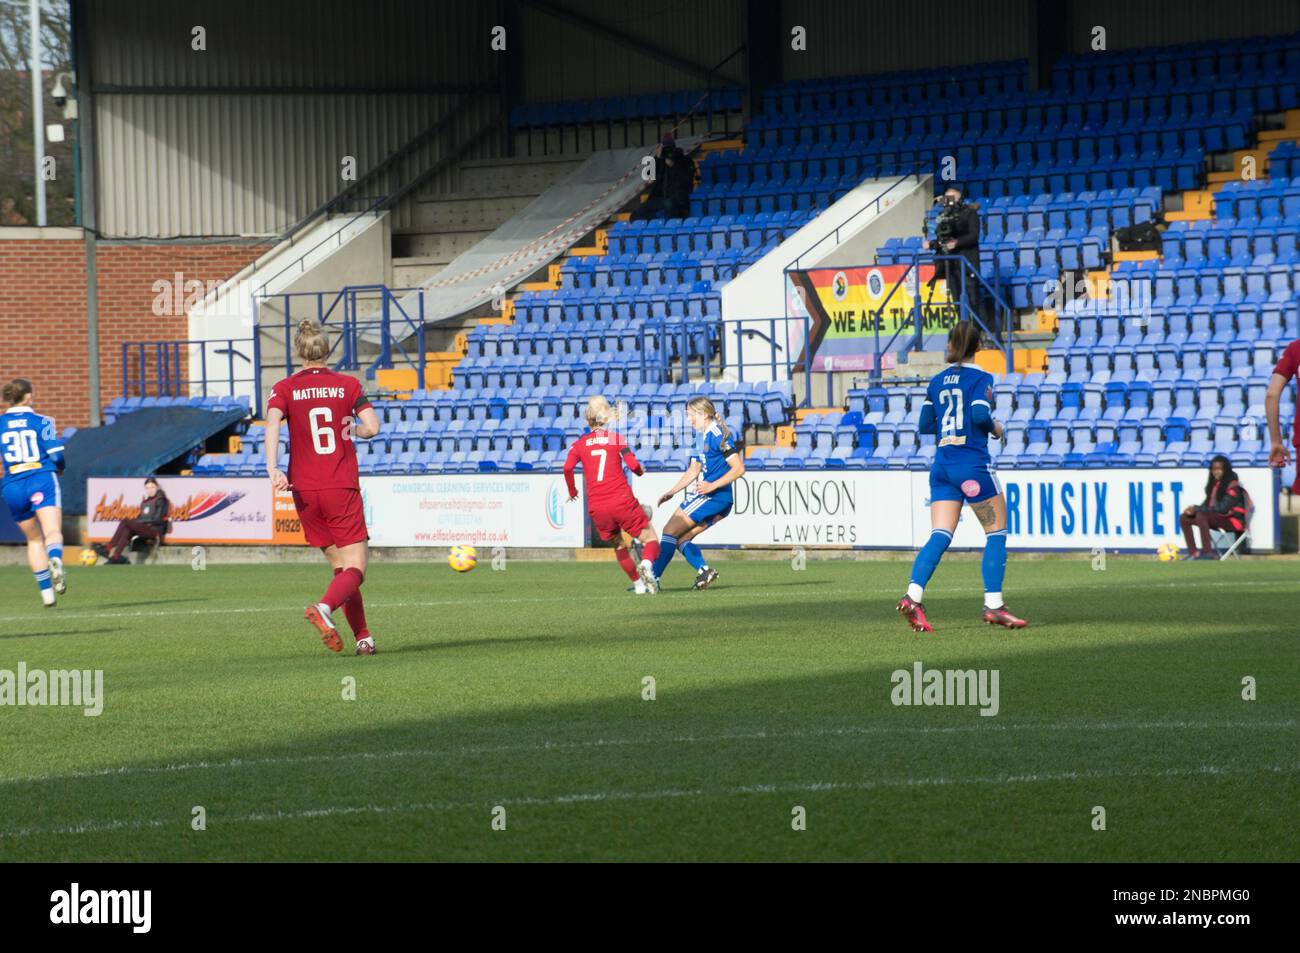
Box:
[0,557,1295,862]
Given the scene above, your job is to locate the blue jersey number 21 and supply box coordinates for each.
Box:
[938,388,964,435]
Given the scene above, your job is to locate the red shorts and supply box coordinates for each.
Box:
[589,495,650,541]
[293,487,369,549]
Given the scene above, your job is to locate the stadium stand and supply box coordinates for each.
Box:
[178,32,1299,483]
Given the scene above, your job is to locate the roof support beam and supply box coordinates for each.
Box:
[517,0,717,84]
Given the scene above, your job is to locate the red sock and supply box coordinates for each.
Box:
[322,567,364,612]
[642,540,660,564]
[614,546,639,581]
[333,568,369,636]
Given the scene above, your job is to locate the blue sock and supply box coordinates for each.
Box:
[34,568,52,592]
[651,534,678,578]
[48,544,63,562]
[907,528,952,599]
[982,530,1008,605]
[680,541,708,572]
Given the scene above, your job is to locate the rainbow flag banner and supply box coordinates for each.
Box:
[787,264,961,372]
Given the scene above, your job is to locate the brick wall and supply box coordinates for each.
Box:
[96,242,271,418]
[0,238,88,430]
[0,235,269,429]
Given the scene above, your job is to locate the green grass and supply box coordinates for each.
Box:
[0,555,1295,861]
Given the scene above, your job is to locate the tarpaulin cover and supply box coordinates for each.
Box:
[58,407,249,515]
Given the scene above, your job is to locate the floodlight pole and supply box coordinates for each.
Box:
[29,0,47,226]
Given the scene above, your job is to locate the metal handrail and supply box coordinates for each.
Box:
[701,44,746,135]
[257,202,386,294]
[639,315,817,404]
[243,94,494,298]
[784,169,924,273]
[253,285,429,386]
[120,338,256,405]
[867,252,1016,379]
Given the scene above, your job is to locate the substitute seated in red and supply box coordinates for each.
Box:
[96,477,171,564]
[1179,455,1248,560]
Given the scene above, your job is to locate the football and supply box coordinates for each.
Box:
[1156,542,1180,563]
[448,545,477,572]
[79,547,98,567]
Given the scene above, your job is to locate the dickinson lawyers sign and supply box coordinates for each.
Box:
[642,470,911,546]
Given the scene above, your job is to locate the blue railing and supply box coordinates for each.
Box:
[639,315,829,406]
[253,284,427,384]
[120,338,259,407]
[865,253,1014,379]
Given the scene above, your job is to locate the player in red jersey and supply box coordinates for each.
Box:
[564,396,660,593]
[265,321,383,654]
[1266,337,1300,493]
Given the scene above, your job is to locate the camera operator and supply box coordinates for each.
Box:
[929,184,984,325]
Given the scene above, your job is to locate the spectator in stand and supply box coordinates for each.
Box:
[631,134,674,221]
[631,135,695,221]
[933,183,985,325]
[1179,455,1249,559]
[661,146,696,219]
[96,477,171,564]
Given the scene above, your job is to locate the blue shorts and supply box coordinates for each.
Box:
[2,471,62,523]
[679,492,732,528]
[929,456,1000,504]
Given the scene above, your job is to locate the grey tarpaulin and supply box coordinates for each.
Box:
[60,407,249,515]
[365,138,701,339]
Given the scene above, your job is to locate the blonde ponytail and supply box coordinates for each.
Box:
[584,395,620,430]
[686,396,727,440]
[294,320,330,364]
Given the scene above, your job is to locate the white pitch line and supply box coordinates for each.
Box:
[2,761,1295,840]
[0,576,1293,627]
[3,719,1294,788]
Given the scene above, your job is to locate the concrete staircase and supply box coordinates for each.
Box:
[391,154,585,286]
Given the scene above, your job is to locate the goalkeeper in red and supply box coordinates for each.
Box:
[564,396,660,593]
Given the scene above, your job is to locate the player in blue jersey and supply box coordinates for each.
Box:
[651,396,745,590]
[1,379,67,607]
[897,323,1027,632]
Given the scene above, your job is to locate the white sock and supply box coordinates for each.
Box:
[316,602,335,626]
[41,589,55,606]
[984,592,1004,610]
[907,583,924,602]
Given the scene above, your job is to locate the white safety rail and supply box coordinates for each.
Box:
[185,211,389,399]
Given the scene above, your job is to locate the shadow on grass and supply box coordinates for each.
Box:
[0,627,126,640]
[383,635,561,655]
[2,573,1297,861]
[89,598,206,610]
